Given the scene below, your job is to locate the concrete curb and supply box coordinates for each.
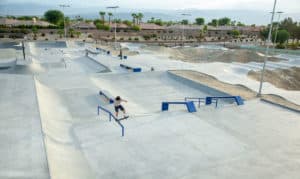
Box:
[260,98,300,113]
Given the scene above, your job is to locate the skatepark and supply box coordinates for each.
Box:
[0,41,300,179]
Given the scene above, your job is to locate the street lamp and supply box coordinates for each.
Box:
[59,4,70,38]
[181,13,191,46]
[257,0,278,97]
[106,6,119,49]
[272,11,284,51]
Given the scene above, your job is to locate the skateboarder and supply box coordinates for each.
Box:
[114,96,128,118]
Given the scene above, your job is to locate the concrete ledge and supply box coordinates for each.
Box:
[86,55,111,73]
[167,71,232,98]
[261,98,300,113]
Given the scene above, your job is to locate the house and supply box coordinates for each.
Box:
[70,21,96,30]
[0,17,54,27]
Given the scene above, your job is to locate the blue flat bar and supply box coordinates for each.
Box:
[97,105,125,137]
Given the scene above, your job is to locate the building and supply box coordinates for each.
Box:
[0,17,54,27]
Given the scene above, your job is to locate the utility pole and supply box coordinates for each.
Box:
[257,0,277,97]
[107,6,119,49]
[59,4,70,38]
[181,13,191,46]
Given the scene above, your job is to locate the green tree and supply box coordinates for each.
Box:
[203,25,208,33]
[96,23,110,31]
[99,11,106,23]
[75,31,81,38]
[132,25,141,31]
[57,29,64,38]
[44,10,64,25]
[17,16,39,20]
[208,19,218,27]
[108,12,113,24]
[123,20,132,26]
[195,17,205,25]
[148,17,155,23]
[273,29,290,44]
[32,26,38,39]
[260,27,270,40]
[154,19,163,26]
[181,19,189,25]
[231,20,236,26]
[137,13,144,24]
[68,28,75,38]
[218,17,231,26]
[231,30,240,38]
[237,21,245,26]
[280,17,297,40]
[131,13,137,24]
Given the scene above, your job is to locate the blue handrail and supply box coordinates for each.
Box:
[185,97,218,108]
[97,105,125,137]
[184,97,206,108]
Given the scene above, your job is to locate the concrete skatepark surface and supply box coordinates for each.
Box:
[0,41,300,179]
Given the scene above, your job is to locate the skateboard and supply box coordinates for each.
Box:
[116,116,129,121]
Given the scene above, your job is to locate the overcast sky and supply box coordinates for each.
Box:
[2,0,300,12]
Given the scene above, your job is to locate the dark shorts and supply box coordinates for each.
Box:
[114,105,124,112]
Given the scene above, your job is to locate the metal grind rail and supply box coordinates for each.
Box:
[97,105,125,137]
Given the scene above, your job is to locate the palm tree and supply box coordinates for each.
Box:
[75,31,81,38]
[131,13,137,25]
[57,29,64,38]
[108,12,113,24]
[137,13,144,24]
[99,11,106,23]
[32,26,38,39]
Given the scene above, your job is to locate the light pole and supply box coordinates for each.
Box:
[257,0,277,97]
[59,4,70,38]
[107,6,119,49]
[181,13,191,46]
[273,11,284,51]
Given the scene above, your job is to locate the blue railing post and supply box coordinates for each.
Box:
[97,105,125,137]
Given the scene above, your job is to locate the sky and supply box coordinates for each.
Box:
[1,0,300,12]
[1,0,299,25]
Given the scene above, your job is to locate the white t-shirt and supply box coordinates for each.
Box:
[114,99,121,106]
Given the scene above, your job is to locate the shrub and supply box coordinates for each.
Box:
[287,43,298,50]
[132,25,141,31]
[128,37,132,41]
[134,37,139,41]
[41,33,45,37]
[143,35,150,40]
[96,23,110,31]
[276,44,285,49]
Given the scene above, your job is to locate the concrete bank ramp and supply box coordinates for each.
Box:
[0,74,49,179]
[34,79,97,179]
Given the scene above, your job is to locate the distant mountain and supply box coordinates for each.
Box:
[1,2,300,25]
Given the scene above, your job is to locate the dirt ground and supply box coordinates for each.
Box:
[248,67,300,91]
[169,70,257,100]
[170,70,300,112]
[142,45,284,63]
